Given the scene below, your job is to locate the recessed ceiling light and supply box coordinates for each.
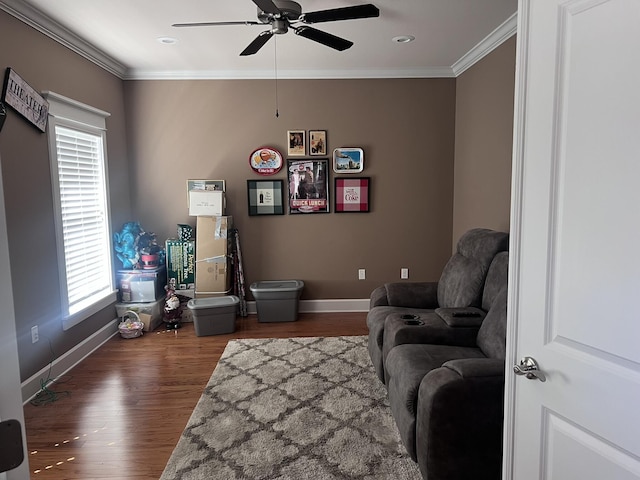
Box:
[157,36,178,45]
[392,35,415,44]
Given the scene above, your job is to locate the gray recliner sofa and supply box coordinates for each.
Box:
[385,251,509,480]
[367,228,509,384]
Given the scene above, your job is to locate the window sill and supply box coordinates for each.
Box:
[62,290,118,331]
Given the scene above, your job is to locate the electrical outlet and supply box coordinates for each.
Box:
[358,268,366,280]
[31,325,39,344]
[401,268,409,279]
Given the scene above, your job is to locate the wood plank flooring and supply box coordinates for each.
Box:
[22,312,369,479]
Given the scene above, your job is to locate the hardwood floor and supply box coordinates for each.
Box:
[22,312,369,479]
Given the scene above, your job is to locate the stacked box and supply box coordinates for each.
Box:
[188,190,225,216]
[195,216,233,296]
[166,238,195,290]
[116,298,164,332]
[116,266,166,303]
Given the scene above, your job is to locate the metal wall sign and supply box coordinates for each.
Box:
[1,68,49,132]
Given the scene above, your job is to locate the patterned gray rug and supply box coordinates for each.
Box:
[160,335,421,480]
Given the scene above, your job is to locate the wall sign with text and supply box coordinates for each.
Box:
[1,68,49,132]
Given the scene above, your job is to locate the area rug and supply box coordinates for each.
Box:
[160,335,422,480]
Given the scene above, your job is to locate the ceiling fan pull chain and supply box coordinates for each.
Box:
[274,35,279,118]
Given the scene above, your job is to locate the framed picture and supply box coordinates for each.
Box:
[247,179,285,215]
[333,148,364,173]
[287,130,306,156]
[309,130,327,156]
[249,146,283,175]
[335,177,370,213]
[287,159,330,214]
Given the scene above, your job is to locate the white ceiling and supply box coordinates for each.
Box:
[1,0,518,80]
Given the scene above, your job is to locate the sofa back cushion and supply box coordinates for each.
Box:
[437,228,509,308]
[481,251,509,311]
[477,287,508,359]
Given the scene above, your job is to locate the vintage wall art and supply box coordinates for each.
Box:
[287,130,306,156]
[335,177,370,213]
[309,130,327,156]
[333,148,364,173]
[287,159,330,214]
[249,147,283,175]
[247,179,285,215]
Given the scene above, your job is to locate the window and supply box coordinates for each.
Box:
[44,92,116,330]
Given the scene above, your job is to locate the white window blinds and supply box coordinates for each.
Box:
[44,91,115,330]
[54,126,111,314]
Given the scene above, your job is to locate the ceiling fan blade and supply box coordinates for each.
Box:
[172,21,261,27]
[294,26,353,51]
[252,0,281,15]
[301,4,380,24]
[240,30,274,56]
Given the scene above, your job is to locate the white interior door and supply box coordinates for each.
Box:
[504,1,640,478]
[0,153,29,479]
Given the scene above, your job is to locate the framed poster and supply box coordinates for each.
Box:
[249,147,283,175]
[309,130,327,156]
[335,177,370,213]
[287,130,306,156]
[287,159,330,214]
[333,148,364,173]
[247,179,284,215]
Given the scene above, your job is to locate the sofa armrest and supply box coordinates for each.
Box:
[384,281,439,308]
[442,358,505,378]
[415,360,505,480]
[435,308,486,328]
[369,285,389,308]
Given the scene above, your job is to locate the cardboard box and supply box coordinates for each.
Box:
[166,239,195,290]
[195,216,233,295]
[188,190,225,216]
[117,266,166,303]
[116,298,165,332]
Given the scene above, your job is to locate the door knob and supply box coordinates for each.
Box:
[513,356,546,382]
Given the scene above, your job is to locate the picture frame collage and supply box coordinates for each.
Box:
[247,130,369,215]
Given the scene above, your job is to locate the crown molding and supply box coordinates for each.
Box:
[123,66,455,81]
[452,12,518,76]
[0,0,127,78]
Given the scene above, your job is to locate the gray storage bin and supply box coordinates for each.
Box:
[250,280,304,323]
[187,295,239,336]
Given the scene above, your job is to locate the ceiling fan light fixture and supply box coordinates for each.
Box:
[392,35,415,44]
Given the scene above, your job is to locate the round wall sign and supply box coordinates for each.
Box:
[249,147,283,175]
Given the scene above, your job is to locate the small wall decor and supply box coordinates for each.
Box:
[247,179,285,215]
[249,146,283,175]
[333,148,364,173]
[1,68,49,132]
[309,130,327,156]
[287,130,306,156]
[335,177,370,213]
[287,159,330,214]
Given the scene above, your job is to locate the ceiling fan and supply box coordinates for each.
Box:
[172,0,380,56]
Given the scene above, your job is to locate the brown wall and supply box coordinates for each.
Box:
[124,78,458,299]
[452,36,516,246]
[0,11,131,379]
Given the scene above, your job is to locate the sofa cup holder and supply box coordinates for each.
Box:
[401,314,424,326]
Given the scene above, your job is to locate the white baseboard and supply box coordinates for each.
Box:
[21,320,118,404]
[246,298,370,314]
